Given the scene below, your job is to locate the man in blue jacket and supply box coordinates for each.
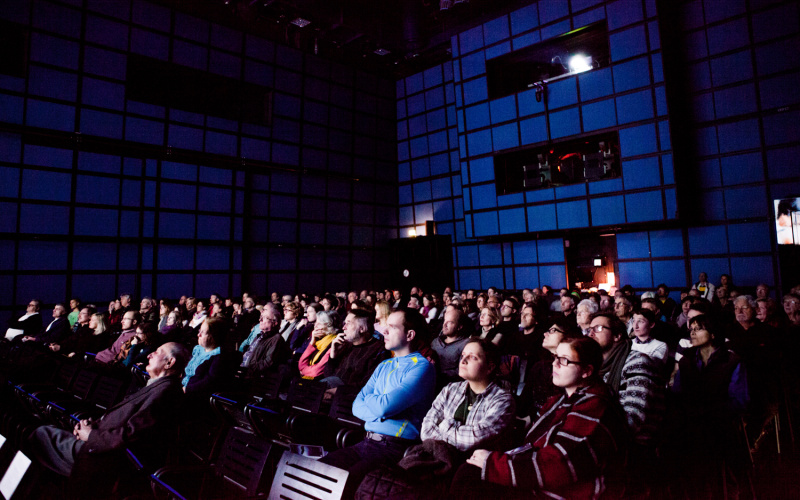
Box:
[321,308,436,496]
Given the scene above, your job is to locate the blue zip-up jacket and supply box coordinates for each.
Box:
[352,351,436,440]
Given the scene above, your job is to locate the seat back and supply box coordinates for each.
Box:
[52,362,81,392]
[210,393,253,431]
[249,370,283,402]
[328,386,364,427]
[268,451,349,500]
[69,369,99,400]
[214,427,272,496]
[286,378,326,414]
[0,449,36,500]
[89,375,127,410]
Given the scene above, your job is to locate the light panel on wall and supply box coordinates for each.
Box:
[568,54,593,74]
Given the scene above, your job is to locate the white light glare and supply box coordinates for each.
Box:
[568,54,593,73]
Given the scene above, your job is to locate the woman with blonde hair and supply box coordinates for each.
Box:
[373,300,391,337]
[476,307,502,345]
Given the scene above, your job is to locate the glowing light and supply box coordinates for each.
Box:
[407,228,416,237]
[568,54,593,73]
[607,271,616,287]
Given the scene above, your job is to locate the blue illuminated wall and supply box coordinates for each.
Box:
[397,62,567,291]
[398,0,799,294]
[455,0,674,238]
[0,0,397,324]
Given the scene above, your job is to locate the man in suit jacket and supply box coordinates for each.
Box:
[28,341,190,477]
[22,303,71,345]
[5,299,43,340]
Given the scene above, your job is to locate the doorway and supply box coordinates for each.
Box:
[564,233,618,291]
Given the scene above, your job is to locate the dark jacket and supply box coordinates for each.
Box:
[80,374,184,457]
[36,316,72,344]
[323,337,390,387]
[185,350,240,397]
[8,312,43,338]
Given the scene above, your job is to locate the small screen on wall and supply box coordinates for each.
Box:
[775,197,800,245]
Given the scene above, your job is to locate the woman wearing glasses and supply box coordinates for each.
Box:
[451,336,628,499]
[516,317,582,419]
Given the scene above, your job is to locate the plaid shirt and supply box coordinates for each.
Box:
[421,380,515,452]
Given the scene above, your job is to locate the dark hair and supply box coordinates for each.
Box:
[688,314,723,347]
[464,337,501,378]
[503,296,520,311]
[656,283,669,293]
[137,322,158,344]
[633,308,656,324]
[308,302,325,313]
[562,336,604,382]
[348,308,374,338]
[204,317,227,347]
[550,316,582,339]
[590,312,626,342]
[397,308,430,352]
[689,300,710,315]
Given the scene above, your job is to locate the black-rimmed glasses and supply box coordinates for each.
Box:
[553,356,584,367]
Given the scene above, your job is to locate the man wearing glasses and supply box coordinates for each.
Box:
[586,313,665,447]
[5,300,43,341]
[588,311,665,497]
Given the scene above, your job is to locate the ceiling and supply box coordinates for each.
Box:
[150,0,525,80]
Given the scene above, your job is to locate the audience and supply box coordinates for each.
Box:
[4,275,799,498]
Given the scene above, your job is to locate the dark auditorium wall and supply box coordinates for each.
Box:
[0,0,398,324]
[397,0,799,295]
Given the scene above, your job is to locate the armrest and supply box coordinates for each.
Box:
[151,464,216,500]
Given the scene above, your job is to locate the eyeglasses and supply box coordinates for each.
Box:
[547,327,564,334]
[590,324,611,333]
[501,304,513,309]
[553,356,584,367]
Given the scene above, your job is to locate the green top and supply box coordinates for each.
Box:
[453,385,478,424]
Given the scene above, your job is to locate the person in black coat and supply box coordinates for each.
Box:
[5,299,43,340]
[23,303,71,345]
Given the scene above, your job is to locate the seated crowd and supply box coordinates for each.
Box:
[2,275,800,499]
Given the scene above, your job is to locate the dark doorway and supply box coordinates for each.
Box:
[388,235,453,297]
[564,233,618,291]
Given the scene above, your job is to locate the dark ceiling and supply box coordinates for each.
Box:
[150,0,525,80]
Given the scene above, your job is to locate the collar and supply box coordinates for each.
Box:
[634,336,653,344]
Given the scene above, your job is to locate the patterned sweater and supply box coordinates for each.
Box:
[614,350,666,446]
[482,382,628,499]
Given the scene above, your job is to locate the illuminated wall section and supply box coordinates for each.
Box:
[454,0,675,239]
[398,0,798,294]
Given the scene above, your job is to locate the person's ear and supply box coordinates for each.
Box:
[582,365,594,379]
[406,329,416,343]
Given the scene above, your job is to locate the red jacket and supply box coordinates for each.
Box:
[483,381,628,499]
